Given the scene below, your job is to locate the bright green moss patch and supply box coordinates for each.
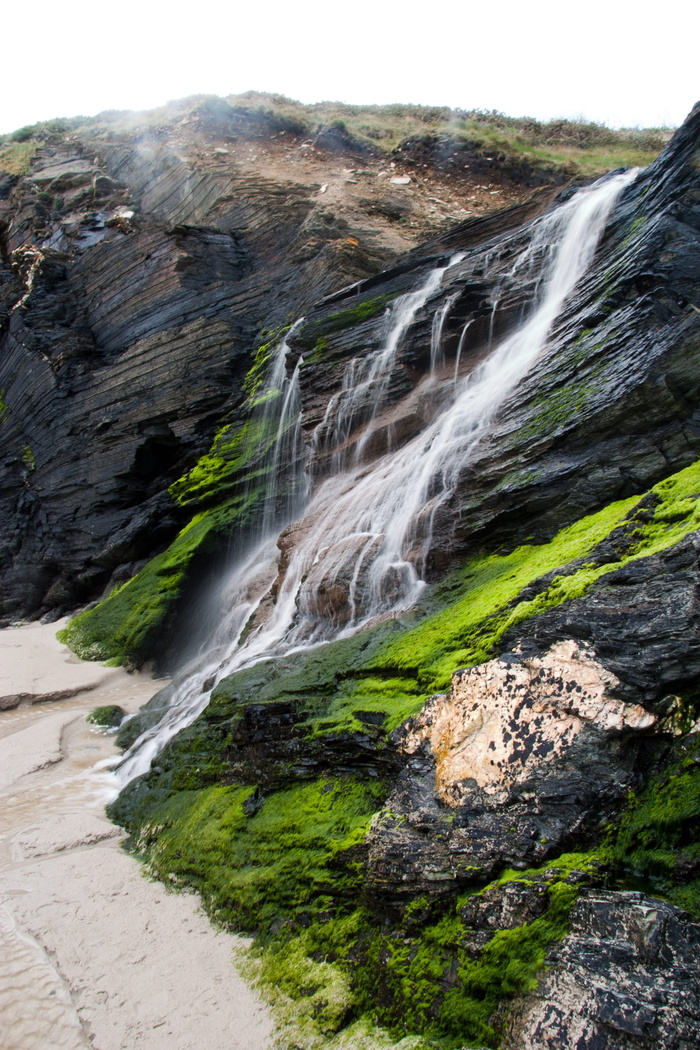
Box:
[299,294,398,358]
[249,865,579,1049]
[168,416,282,507]
[607,734,700,917]
[121,777,386,933]
[496,851,603,887]
[58,491,262,665]
[170,327,295,507]
[314,295,396,337]
[119,745,582,1048]
[60,322,301,666]
[103,457,700,1047]
[86,705,125,728]
[372,496,640,696]
[208,456,700,739]
[243,326,290,403]
[210,494,642,734]
[359,456,700,723]
[364,881,577,1047]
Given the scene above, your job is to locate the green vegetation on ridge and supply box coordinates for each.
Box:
[2,92,671,185]
[220,93,672,177]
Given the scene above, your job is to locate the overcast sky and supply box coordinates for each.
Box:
[1,0,697,135]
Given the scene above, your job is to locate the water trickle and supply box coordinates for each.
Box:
[117,169,637,784]
[453,318,474,383]
[430,291,460,373]
[314,252,465,471]
[116,329,307,783]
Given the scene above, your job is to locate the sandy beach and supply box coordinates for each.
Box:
[0,620,274,1050]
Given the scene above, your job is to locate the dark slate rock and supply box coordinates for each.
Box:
[502,891,700,1049]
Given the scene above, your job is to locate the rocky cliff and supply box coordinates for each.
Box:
[0,96,575,627]
[4,96,700,1050]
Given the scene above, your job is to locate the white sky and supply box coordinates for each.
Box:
[1,0,697,134]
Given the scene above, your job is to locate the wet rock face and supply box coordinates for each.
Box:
[506,533,700,707]
[0,136,400,623]
[502,891,700,1049]
[292,105,700,571]
[366,641,654,897]
[0,111,562,626]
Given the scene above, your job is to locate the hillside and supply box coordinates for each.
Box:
[1,94,699,1050]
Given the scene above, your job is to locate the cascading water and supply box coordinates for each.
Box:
[116,168,636,786]
[116,329,308,781]
[313,253,464,473]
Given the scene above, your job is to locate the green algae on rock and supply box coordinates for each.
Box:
[57,494,262,665]
[86,704,126,728]
[32,103,700,1049]
[106,455,700,1047]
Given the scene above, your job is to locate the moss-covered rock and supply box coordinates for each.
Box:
[105,455,700,1047]
[607,733,700,917]
[57,492,263,665]
[86,704,125,728]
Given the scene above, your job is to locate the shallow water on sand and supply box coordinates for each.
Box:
[0,629,273,1050]
[0,674,154,1049]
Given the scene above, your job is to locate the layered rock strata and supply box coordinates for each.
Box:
[16,101,700,1050]
[1,104,534,625]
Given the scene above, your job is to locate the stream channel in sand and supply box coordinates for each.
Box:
[0,620,274,1050]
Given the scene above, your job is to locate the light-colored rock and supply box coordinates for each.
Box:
[401,640,656,804]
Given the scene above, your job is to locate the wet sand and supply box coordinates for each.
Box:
[0,620,274,1049]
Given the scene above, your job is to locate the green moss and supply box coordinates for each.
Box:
[248,864,578,1049]
[207,456,700,740]
[360,458,700,722]
[517,357,609,442]
[58,491,262,664]
[104,446,700,1041]
[168,416,283,507]
[101,453,700,1046]
[59,324,303,665]
[114,727,581,1048]
[320,295,395,332]
[372,881,576,1046]
[495,851,603,887]
[86,705,125,728]
[170,327,295,508]
[117,777,386,932]
[300,294,398,357]
[243,326,290,403]
[607,735,700,917]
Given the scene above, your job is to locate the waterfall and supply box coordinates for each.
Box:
[116,330,307,782]
[312,252,465,474]
[116,168,636,785]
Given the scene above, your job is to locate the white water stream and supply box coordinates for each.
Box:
[116,169,636,785]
